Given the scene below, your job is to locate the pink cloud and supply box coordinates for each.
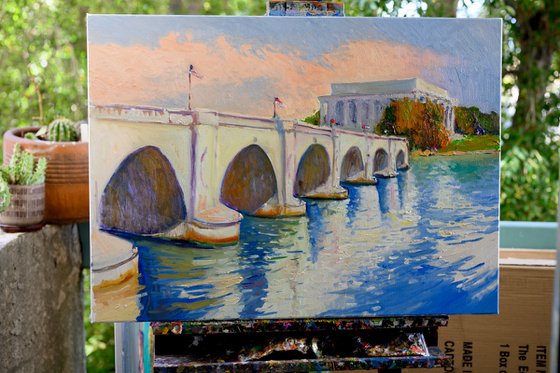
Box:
[89,32,449,119]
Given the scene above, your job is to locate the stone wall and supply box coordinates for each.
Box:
[0,225,85,373]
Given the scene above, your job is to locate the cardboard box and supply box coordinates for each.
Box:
[406,249,556,373]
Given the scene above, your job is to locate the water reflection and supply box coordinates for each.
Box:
[135,154,499,321]
[237,217,309,318]
[136,240,242,320]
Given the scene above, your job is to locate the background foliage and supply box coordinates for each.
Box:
[2,0,558,371]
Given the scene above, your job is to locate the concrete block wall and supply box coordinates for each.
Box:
[0,225,85,373]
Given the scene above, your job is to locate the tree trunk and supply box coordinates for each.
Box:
[424,0,457,17]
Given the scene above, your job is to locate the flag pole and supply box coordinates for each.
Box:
[273,97,277,118]
[188,69,192,111]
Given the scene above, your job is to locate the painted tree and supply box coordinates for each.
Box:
[455,106,500,135]
[377,98,450,150]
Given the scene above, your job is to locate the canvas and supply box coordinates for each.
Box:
[87,16,501,322]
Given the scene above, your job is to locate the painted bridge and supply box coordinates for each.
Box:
[90,105,409,246]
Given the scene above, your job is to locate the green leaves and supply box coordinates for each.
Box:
[500,143,559,221]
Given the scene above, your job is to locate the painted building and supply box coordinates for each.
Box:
[318,78,457,134]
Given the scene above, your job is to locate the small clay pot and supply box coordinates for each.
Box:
[3,127,89,223]
[0,184,45,232]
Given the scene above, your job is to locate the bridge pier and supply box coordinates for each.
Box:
[185,206,242,246]
[344,173,378,185]
[252,201,307,218]
[301,185,349,200]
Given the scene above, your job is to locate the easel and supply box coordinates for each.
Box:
[115,4,451,372]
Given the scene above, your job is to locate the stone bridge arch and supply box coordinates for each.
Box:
[394,141,409,170]
[294,144,331,197]
[396,150,406,170]
[99,146,186,235]
[373,148,390,176]
[220,144,278,215]
[340,146,364,182]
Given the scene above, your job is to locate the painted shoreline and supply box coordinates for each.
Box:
[413,149,499,157]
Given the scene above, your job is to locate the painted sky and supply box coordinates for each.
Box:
[88,16,501,119]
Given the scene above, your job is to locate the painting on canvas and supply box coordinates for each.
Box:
[87,16,501,322]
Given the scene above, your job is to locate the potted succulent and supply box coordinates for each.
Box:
[0,144,47,232]
[3,117,89,223]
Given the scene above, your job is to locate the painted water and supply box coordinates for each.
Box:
[134,154,499,321]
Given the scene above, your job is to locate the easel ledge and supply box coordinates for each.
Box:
[144,317,451,372]
[152,316,449,335]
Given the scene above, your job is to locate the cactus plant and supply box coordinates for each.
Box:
[0,179,11,213]
[46,117,79,142]
[1,143,46,186]
[0,144,47,188]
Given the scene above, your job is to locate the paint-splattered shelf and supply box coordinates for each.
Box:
[152,317,449,334]
[152,318,451,372]
[154,349,449,372]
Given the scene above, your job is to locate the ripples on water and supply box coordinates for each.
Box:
[136,154,499,321]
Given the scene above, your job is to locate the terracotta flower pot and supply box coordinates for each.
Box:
[3,127,89,223]
[0,184,45,232]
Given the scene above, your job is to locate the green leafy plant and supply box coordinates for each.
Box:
[0,144,47,213]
